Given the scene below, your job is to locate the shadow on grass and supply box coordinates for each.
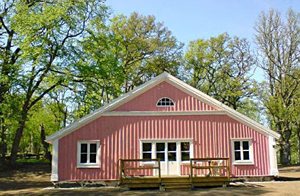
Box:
[24,185,272,196]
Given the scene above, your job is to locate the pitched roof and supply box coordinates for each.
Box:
[46,72,280,143]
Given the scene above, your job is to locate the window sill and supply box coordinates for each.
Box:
[140,161,156,166]
[233,161,254,165]
[77,164,100,168]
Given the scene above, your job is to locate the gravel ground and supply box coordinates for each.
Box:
[1,163,300,196]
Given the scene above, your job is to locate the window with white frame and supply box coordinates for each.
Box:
[232,140,253,164]
[156,97,174,107]
[77,141,100,167]
[141,141,192,162]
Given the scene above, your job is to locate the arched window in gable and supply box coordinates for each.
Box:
[156,97,175,107]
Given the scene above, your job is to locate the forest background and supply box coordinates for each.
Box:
[0,0,300,167]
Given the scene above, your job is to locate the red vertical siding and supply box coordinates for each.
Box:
[58,115,270,181]
[114,82,218,111]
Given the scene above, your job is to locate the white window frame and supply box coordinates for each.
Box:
[156,97,175,107]
[139,139,193,165]
[77,140,100,168]
[180,142,191,162]
[231,139,254,165]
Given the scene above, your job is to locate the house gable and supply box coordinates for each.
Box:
[114,81,218,112]
[46,72,280,143]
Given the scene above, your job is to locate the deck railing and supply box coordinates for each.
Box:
[119,158,161,184]
[119,158,230,185]
[189,157,230,182]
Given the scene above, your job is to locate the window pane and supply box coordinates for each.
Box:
[243,141,249,150]
[168,143,176,151]
[90,153,96,163]
[156,153,165,161]
[234,141,240,150]
[80,154,87,163]
[143,153,151,159]
[181,152,190,161]
[235,151,241,160]
[143,143,152,151]
[81,143,87,153]
[168,152,176,161]
[243,151,250,160]
[157,98,174,106]
[181,142,190,151]
[90,143,97,153]
[156,143,165,151]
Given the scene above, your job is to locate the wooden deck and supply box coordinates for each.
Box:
[119,158,230,190]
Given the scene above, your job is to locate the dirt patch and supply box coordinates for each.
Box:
[1,163,300,195]
[0,163,52,194]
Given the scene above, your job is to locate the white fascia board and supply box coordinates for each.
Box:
[165,74,280,139]
[46,72,280,143]
[102,111,226,116]
[46,72,168,143]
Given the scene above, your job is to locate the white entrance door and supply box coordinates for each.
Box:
[156,142,179,176]
[166,142,179,175]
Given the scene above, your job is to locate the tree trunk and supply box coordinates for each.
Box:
[297,126,300,164]
[280,129,292,165]
[9,102,29,166]
[40,124,51,161]
[0,117,7,165]
[280,142,291,165]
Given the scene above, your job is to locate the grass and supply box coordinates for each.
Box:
[16,158,50,164]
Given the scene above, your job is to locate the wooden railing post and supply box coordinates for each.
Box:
[119,159,124,184]
[158,158,161,183]
[190,159,193,183]
[227,158,230,179]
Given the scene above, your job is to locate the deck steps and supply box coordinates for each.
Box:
[120,176,230,190]
[162,182,191,190]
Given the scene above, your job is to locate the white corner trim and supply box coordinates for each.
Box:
[46,72,280,143]
[102,110,225,116]
[51,139,59,181]
[269,135,279,176]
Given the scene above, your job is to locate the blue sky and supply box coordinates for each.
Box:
[106,0,300,81]
[106,0,300,46]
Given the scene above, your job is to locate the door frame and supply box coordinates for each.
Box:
[139,139,194,176]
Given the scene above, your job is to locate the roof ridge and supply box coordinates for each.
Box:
[46,72,279,143]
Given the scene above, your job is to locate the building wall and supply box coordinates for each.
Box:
[114,82,218,111]
[58,115,270,181]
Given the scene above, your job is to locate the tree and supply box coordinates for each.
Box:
[5,0,108,166]
[184,33,258,114]
[72,12,183,117]
[0,0,21,165]
[255,9,300,165]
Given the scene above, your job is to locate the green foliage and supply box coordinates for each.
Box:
[0,1,299,167]
[184,33,258,115]
[256,9,300,165]
[72,12,183,117]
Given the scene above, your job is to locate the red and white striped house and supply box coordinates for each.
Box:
[46,72,279,182]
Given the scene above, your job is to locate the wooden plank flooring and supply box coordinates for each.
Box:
[120,176,230,190]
